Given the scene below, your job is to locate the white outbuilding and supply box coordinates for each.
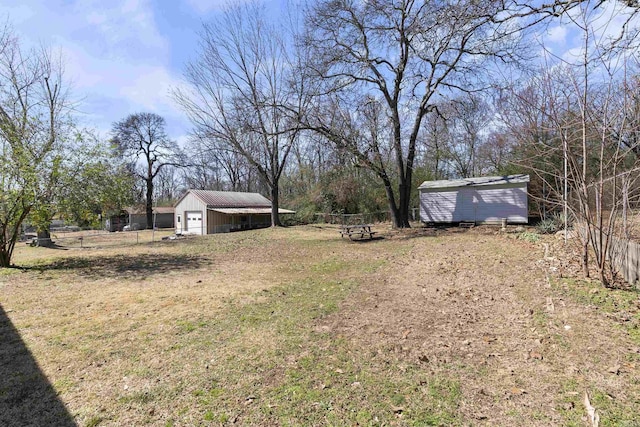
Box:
[418,175,529,224]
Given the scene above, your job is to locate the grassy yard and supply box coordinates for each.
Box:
[1,225,639,426]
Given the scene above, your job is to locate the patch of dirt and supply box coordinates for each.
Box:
[317,227,640,425]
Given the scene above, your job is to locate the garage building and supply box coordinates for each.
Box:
[174,189,295,235]
[418,175,529,224]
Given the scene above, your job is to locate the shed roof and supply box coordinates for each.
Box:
[125,206,175,215]
[210,207,296,215]
[176,189,273,208]
[418,174,529,190]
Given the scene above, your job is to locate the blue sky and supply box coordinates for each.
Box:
[0,1,635,144]
[0,0,247,142]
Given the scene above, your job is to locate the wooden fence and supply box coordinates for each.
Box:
[576,222,640,287]
[607,234,640,287]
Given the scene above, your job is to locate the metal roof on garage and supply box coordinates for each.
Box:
[418,174,529,190]
[209,208,296,214]
[176,189,273,208]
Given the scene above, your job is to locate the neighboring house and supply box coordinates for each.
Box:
[105,206,175,231]
[418,174,529,224]
[105,211,128,232]
[174,189,295,235]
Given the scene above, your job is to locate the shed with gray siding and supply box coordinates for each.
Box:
[126,206,175,230]
[418,175,529,224]
[105,206,175,231]
[174,189,295,235]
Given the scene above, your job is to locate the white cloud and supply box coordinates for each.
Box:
[119,66,182,112]
[547,25,568,44]
[185,0,228,14]
[0,0,192,136]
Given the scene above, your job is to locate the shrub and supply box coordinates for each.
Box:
[536,212,571,234]
[536,218,559,234]
[518,231,541,243]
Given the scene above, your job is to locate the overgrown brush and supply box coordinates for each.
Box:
[536,213,570,234]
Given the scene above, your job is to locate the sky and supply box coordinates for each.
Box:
[0,1,636,145]
[0,0,251,142]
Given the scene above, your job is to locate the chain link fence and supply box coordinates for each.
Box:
[311,211,391,225]
[23,228,178,249]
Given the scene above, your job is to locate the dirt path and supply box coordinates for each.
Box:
[320,229,640,425]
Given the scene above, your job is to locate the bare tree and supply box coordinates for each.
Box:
[180,140,224,191]
[500,1,640,286]
[446,94,493,178]
[421,110,451,181]
[111,113,184,229]
[173,2,306,227]
[155,165,181,204]
[477,131,517,175]
[181,137,260,192]
[301,0,539,228]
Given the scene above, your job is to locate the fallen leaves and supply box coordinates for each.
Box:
[529,350,544,360]
[482,335,497,344]
[510,387,527,396]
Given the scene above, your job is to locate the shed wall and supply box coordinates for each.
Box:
[208,210,230,234]
[151,213,174,229]
[175,194,207,234]
[129,214,146,230]
[207,211,271,233]
[420,183,527,224]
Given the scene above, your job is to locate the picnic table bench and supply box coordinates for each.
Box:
[339,224,377,240]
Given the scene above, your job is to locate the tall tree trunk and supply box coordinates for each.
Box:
[398,181,411,228]
[0,250,10,268]
[270,184,282,227]
[0,209,30,267]
[383,180,401,228]
[36,229,53,247]
[582,220,590,278]
[146,178,154,229]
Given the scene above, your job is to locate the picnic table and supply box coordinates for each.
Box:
[339,224,376,240]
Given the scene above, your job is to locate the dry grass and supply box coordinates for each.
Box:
[1,225,639,426]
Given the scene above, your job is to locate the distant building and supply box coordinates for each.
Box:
[105,206,175,231]
[174,189,295,235]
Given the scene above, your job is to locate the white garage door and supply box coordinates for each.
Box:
[186,211,203,235]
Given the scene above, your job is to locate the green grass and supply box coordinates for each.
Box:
[147,236,462,425]
[517,231,541,243]
[12,226,640,425]
[85,415,102,427]
[552,277,640,426]
[554,278,640,345]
